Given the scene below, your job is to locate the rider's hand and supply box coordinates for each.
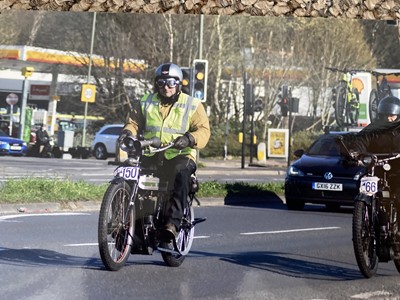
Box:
[174,133,195,150]
[334,135,343,144]
[118,129,132,145]
[349,150,359,160]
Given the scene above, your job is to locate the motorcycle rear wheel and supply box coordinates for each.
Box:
[98,181,134,271]
[352,200,378,278]
[161,201,194,267]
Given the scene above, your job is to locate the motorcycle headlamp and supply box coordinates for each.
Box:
[360,154,374,167]
[120,136,141,153]
[125,137,135,149]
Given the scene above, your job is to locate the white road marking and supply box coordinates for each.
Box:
[66,228,341,247]
[65,236,211,247]
[65,243,98,247]
[0,212,90,221]
[194,236,210,239]
[351,291,392,299]
[240,226,340,235]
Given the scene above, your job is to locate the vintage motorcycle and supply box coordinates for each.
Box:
[338,136,400,278]
[98,135,205,271]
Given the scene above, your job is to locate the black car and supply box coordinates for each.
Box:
[285,132,365,211]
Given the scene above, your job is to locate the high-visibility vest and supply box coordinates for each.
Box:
[141,92,200,160]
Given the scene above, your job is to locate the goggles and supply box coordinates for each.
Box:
[156,78,179,88]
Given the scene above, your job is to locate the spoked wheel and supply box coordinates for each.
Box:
[352,200,378,278]
[161,202,194,267]
[335,85,347,128]
[391,208,400,274]
[369,89,379,123]
[98,182,134,271]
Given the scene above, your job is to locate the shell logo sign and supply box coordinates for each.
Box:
[352,77,365,94]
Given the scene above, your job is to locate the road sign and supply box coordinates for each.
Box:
[81,84,96,103]
[6,93,18,106]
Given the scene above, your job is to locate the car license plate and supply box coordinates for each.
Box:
[10,145,21,150]
[312,182,343,191]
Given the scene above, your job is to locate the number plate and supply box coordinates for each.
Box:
[312,182,343,191]
[114,166,140,181]
[359,176,379,196]
[10,145,21,150]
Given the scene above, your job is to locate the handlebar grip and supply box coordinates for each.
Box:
[140,136,161,148]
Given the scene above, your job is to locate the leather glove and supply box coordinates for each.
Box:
[118,129,132,145]
[349,150,359,160]
[174,133,195,150]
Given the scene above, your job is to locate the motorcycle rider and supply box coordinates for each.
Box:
[118,62,210,242]
[342,95,400,154]
[340,95,400,216]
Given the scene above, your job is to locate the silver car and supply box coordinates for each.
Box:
[91,124,124,160]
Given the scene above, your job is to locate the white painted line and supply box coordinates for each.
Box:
[64,236,211,247]
[0,212,90,221]
[240,227,341,235]
[351,291,392,299]
[65,243,98,247]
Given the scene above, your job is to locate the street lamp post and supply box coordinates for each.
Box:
[82,12,97,147]
[223,80,232,161]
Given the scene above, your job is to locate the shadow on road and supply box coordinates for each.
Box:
[0,248,103,269]
[224,191,284,207]
[192,250,362,281]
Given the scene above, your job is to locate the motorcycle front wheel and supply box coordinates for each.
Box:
[98,181,135,271]
[161,201,194,267]
[352,200,378,278]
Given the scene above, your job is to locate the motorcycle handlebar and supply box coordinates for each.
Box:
[139,136,161,148]
[121,136,174,153]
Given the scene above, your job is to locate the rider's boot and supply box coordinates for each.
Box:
[158,223,177,242]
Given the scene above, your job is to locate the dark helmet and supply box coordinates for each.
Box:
[378,96,400,122]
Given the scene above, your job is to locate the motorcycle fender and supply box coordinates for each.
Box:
[354,193,372,205]
[109,177,126,185]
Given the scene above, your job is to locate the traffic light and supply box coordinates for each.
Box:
[193,59,208,102]
[278,85,289,117]
[181,67,192,95]
[254,98,264,112]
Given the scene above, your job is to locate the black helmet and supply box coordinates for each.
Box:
[378,96,400,118]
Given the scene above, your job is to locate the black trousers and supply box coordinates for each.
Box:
[142,154,197,229]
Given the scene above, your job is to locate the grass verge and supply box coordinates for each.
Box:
[0,178,284,204]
